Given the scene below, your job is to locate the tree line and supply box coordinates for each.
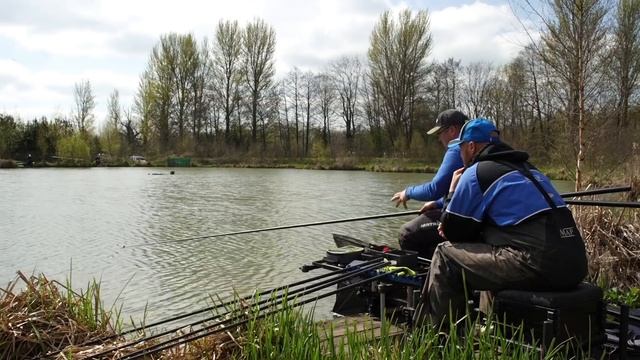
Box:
[1,0,638,187]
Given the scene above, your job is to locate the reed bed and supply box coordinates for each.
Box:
[0,271,120,359]
[576,181,640,289]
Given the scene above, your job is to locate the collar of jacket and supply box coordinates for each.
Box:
[471,142,529,165]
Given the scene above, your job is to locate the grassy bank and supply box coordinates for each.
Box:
[3,269,638,359]
[0,277,577,359]
[137,156,576,181]
[192,156,441,173]
[0,155,579,181]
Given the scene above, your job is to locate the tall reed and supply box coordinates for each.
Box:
[0,272,121,359]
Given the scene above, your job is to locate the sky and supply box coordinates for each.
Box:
[0,0,536,126]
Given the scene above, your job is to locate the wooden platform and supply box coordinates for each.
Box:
[317,315,405,352]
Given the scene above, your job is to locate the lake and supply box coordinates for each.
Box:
[0,167,574,323]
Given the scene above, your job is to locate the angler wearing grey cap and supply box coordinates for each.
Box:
[391,109,468,259]
[414,118,587,328]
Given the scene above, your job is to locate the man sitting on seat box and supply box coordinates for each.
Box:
[391,109,468,259]
[416,118,588,326]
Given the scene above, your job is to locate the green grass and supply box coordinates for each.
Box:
[1,274,606,359]
[604,287,640,307]
[230,300,581,360]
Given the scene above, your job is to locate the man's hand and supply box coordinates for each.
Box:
[438,223,447,240]
[419,201,437,214]
[449,167,465,193]
[391,190,409,209]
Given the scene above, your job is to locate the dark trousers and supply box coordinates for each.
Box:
[415,241,548,327]
[398,210,444,259]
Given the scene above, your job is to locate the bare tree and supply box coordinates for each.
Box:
[212,20,243,143]
[528,0,609,190]
[300,71,317,156]
[278,79,292,156]
[191,39,212,149]
[243,18,276,145]
[103,89,122,156]
[73,80,95,135]
[331,56,362,144]
[286,68,302,156]
[361,70,385,155]
[106,89,121,132]
[612,0,640,129]
[316,73,336,147]
[368,9,432,149]
[258,85,280,151]
[120,108,140,154]
[460,62,495,119]
[140,33,181,153]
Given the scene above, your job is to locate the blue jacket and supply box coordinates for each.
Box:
[405,144,463,208]
[440,142,587,286]
[441,142,566,244]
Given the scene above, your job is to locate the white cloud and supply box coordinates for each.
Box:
[0,0,535,123]
[430,1,533,64]
[0,25,118,58]
[0,58,137,122]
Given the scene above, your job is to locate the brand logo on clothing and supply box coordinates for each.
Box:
[419,222,439,229]
[559,227,575,238]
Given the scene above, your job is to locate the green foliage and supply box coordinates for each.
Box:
[56,133,91,161]
[233,303,572,360]
[605,287,640,307]
[368,9,432,150]
[310,141,331,160]
[99,121,122,158]
[0,114,19,158]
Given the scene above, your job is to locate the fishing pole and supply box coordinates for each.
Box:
[125,210,421,247]
[126,185,632,247]
[122,265,403,360]
[561,185,631,198]
[564,199,640,208]
[89,260,387,358]
[90,259,390,359]
[84,257,384,347]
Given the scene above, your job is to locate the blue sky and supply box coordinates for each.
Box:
[0,0,537,126]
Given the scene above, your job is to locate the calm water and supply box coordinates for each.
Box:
[0,167,573,323]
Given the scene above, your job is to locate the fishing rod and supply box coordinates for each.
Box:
[561,185,631,198]
[122,265,403,360]
[84,257,385,347]
[564,199,640,208]
[90,260,388,357]
[90,259,390,359]
[125,210,421,247]
[126,185,632,247]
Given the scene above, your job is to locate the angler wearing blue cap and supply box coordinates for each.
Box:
[415,118,588,327]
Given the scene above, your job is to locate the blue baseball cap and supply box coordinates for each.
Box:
[448,118,500,148]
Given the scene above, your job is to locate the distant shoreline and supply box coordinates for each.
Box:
[0,157,574,181]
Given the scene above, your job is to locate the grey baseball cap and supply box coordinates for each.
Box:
[427,109,469,135]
